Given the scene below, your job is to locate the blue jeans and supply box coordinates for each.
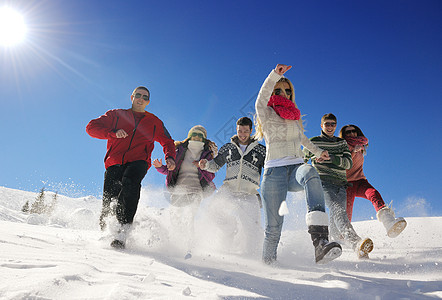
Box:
[322,181,360,246]
[261,163,326,262]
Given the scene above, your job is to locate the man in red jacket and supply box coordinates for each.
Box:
[86,86,176,248]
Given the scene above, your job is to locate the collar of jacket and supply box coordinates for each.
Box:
[320,131,339,142]
[231,135,256,147]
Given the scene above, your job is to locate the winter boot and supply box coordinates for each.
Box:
[308,225,342,264]
[111,223,131,249]
[353,238,374,259]
[306,211,342,264]
[377,207,407,238]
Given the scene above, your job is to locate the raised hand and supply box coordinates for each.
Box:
[274,64,292,76]
[152,158,162,168]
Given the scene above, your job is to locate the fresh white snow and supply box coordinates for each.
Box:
[0,185,441,300]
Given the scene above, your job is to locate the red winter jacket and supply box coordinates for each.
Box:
[86,109,176,169]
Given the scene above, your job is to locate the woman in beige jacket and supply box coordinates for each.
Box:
[255,64,341,265]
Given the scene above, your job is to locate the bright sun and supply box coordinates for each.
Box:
[0,6,27,46]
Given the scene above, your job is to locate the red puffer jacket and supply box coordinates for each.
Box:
[86,109,176,169]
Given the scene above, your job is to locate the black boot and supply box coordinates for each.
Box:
[308,225,342,264]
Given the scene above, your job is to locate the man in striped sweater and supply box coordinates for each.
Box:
[304,113,373,259]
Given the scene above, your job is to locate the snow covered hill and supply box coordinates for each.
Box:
[0,186,441,300]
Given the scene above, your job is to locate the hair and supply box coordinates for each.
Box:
[132,86,150,100]
[338,124,365,139]
[321,113,337,124]
[236,117,253,130]
[254,77,304,140]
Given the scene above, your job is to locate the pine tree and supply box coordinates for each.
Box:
[47,192,58,214]
[30,187,46,214]
[21,200,30,213]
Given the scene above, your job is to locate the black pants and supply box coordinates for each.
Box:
[100,160,148,229]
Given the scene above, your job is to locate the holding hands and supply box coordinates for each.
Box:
[315,150,330,163]
[198,159,208,170]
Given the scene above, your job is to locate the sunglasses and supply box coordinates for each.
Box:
[323,122,337,127]
[133,93,149,101]
[345,129,357,135]
[191,132,204,138]
[274,88,292,96]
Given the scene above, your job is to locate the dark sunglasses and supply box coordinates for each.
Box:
[274,88,292,96]
[133,93,149,101]
[323,122,337,127]
[345,129,357,135]
[191,132,204,138]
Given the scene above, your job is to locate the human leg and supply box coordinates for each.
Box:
[346,182,357,222]
[261,166,288,264]
[290,164,342,263]
[235,193,263,255]
[169,193,202,254]
[100,165,124,230]
[115,160,148,225]
[355,179,386,212]
[322,182,373,258]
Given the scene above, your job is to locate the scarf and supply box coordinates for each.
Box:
[344,136,369,147]
[267,95,301,120]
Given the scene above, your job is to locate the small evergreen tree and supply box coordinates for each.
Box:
[47,191,58,214]
[30,187,46,214]
[21,200,30,213]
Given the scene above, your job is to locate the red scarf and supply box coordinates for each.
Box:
[267,95,301,120]
[344,136,368,147]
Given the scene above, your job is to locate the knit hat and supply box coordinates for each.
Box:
[187,125,207,139]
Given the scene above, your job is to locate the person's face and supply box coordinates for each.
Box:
[272,81,292,100]
[344,126,357,138]
[321,119,337,137]
[190,132,204,142]
[237,125,251,145]
[131,89,150,111]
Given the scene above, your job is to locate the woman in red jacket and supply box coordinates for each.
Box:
[339,125,406,238]
[86,86,176,249]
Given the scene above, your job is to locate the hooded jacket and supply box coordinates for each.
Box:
[203,136,266,195]
[86,109,176,169]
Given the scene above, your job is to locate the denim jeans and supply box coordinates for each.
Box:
[261,163,326,262]
[322,181,360,247]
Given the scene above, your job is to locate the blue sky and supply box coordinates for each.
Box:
[1,0,441,219]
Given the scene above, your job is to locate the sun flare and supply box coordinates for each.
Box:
[0,6,27,46]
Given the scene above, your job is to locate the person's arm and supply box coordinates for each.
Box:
[153,120,176,170]
[303,146,315,163]
[300,133,328,161]
[86,110,123,139]
[328,143,353,169]
[200,144,229,173]
[255,65,291,122]
[153,158,169,175]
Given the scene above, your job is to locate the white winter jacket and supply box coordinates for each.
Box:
[255,70,324,163]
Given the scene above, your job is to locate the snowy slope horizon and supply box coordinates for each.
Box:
[1,185,441,299]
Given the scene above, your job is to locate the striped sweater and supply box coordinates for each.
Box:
[304,132,353,186]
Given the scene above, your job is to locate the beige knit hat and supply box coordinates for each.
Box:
[187,125,207,139]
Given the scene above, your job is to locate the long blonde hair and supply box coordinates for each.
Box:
[254,77,304,141]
